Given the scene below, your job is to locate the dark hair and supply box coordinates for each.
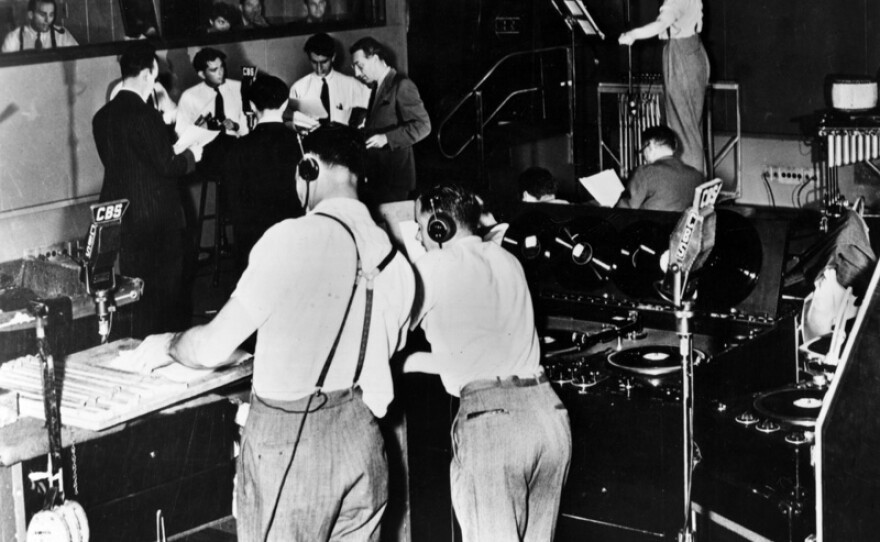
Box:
[246,73,288,111]
[193,47,226,72]
[28,0,55,12]
[303,123,366,180]
[518,166,557,199]
[417,184,482,234]
[349,37,386,62]
[210,3,242,27]
[304,32,335,58]
[119,41,157,79]
[642,125,678,151]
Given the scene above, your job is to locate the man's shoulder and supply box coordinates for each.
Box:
[224,79,242,91]
[179,83,205,100]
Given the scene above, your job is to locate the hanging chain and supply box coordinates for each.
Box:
[70,443,79,496]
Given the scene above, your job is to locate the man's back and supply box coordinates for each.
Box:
[93,90,192,237]
[223,122,304,265]
[232,197,414,416]
[620,155,703,212]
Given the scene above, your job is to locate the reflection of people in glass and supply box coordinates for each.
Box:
[1,0,78,52]
[304,0,328,23]
[120,0,160,39]
[239,0,269,28]
[208,2,242,33]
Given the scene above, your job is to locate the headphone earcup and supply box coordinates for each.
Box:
[427,212,456,244]
[298,157,320,182]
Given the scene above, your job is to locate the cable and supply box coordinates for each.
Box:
[761,171,777,207]
[259,391,328,542]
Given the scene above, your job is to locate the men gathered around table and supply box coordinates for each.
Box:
[616,125,704,212]
[1,0,77,52]
[350,37,431,206]
[405,184,572,542]
[224,73,304,274]
[290,32,371,127]
[132,124,416,542]
[239,0,269,28]
[93,42,203,338]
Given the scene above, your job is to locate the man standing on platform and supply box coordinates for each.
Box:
[93,41,202,338]
[350,37,431,206]
[132,124,415,542]
[290,32,371,127]
[406,184,572,542]
[615,125,703,212]
[619,0,709,173]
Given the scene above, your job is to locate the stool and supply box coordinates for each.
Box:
[196,174,232,287]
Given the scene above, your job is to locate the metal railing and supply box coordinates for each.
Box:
[435,46,574,180]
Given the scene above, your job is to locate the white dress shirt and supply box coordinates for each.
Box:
[176,79,248,137]
[290,69,371,125]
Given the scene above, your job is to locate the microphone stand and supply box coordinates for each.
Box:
[672,264,697,542]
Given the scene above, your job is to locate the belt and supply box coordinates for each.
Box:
[460,371,549,397]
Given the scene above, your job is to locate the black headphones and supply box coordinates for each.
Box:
[297,155,320,182]
[427,196,456,245]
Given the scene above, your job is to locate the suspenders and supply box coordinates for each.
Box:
[312,212,398,392]
[20,26,57,50]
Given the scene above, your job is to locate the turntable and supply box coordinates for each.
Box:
[753,385,824,429]
[504,203,803,541]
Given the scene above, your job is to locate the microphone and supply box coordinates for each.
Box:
[81,200,129,343]
[658,179,723,301]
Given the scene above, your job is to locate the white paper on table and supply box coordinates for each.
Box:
[108,348,252,383]
[579,169,625,207]
[173,124,219,155]
[398,220,427,262]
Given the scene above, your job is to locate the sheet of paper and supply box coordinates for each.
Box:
[291,98,328,120]
[398,220,427,262]
[107,348,252,383]
[579,169,624,207]
[173,124,219,155]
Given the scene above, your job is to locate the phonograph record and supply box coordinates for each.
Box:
[499,202,813,541]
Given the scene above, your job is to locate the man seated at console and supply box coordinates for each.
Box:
[519,166,568,204]
[2,0,77,52]
[616,125,703,212]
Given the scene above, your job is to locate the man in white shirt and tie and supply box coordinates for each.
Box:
[289,33,371,128]
[177,48,248,138]
[1,0,78,52]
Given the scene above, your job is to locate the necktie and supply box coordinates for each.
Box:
[34,33,43,50]
[214,87,226,122]
[320,77,330,121]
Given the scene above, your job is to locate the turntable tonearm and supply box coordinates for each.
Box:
[500,203,806,541]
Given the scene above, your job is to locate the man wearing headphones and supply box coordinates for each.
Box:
[132,124,416,542]
[406,184,572,542]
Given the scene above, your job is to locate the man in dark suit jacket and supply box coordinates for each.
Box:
[93,42,202,339]
[350,37,431,206]
[223,73,304,274]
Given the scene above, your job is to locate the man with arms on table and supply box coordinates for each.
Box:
[132,124,415,542]
[406,184,572,542]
